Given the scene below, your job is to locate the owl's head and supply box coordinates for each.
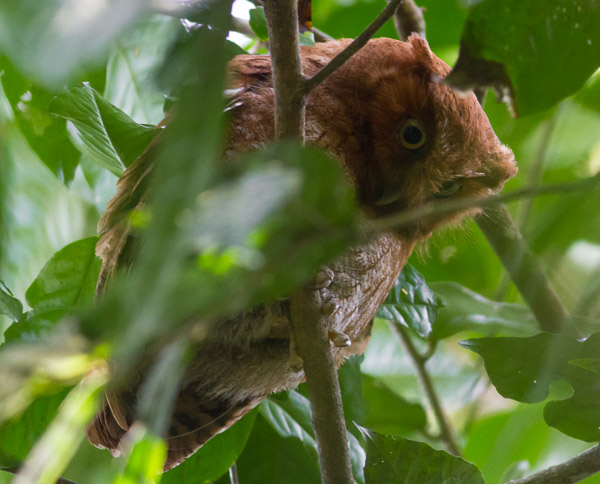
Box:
[321,35,517,240]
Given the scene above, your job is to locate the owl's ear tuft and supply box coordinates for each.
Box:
[407,34,433,63]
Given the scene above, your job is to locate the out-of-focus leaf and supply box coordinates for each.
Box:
[428,282,538,341]
[574,72,600,114]
[0,0,146,88]
[0,57,80,183]
[15,371,105,484]
[4,237,100,342]
[357,425,484,483]
[0,281,23,322]
[104,15,180,125]
[376,264,445,339]
[163,410,257,484]
[447,0,600,116]
[249,7,268,41]
[50,85,156,176]
[261,390,365,484]
[337,357,427,436]
[0,390,67,467]
[361,374,427,435]
[114,424,167,484]
[461,332,600,441]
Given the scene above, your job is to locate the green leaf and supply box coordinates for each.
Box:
[0,57,80,183]
[104,15,180,124]
[115,425,167,484]
[0,0,147,88]
[376,264,445,339]
[4,237,100,342]
[260,390,365,484]
[249,7,269,41]
[357,425,484,484]
[50,84,156,176]
[234,415,321,484]
[163,410,257,484]
[0,281,23,322]
[0,390,68,466]
[428,282,538,341]
[461,332,600,441]
[450,0,600,116]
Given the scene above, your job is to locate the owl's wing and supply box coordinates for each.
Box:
[87,386,260,471]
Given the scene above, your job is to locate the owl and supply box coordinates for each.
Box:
[87,35,517,470]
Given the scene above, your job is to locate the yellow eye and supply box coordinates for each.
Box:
[434,181,461,199]
[398,118,426,150]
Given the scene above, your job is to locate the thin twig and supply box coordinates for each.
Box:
[229,463,240,484]
[390,322,462,456]
[304,0,403,93]
[508,444,600,484]
[476,205,572,334]
[369,175,600,235]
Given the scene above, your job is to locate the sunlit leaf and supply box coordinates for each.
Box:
[357,425,484,483]
[0,57,80,183]
[377,264,444,339]
[462,332,600,441]
[50,84,156,176]
[104,15,180,125]
[0,0,147,87]
[448,0,600,116]
[4,237,100,342]
[429,282,538,341]
[114,424,167,484]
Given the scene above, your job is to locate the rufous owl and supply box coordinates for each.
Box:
[87,35,517,470]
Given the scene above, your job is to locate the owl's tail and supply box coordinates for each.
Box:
[86,388,259,471]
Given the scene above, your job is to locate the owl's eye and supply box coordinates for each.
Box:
[434,181,461,199]
[398,118,426,150]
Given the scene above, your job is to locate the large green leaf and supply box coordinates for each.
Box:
[429,282,538,341]
[50,85,156,176]
[0,57,80,183]
[376,264,445,339]
[449,0,600,116]
[162,410,257,484]
[0,390,68,467]
[462,332,600,442]
[260,390,366,484]
[357,425,484,484]
[0,0,146,88]
[4,237,100,342]
[104,15,180,125]
[338,357,427,436]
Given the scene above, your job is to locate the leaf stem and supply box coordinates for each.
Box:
[389,322,462,457]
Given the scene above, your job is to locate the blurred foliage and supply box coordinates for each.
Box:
[0,0,598,483]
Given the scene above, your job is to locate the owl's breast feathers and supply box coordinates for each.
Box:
[88,35,516,470]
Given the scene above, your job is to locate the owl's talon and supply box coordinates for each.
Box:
[328,330,351,347]
[321,297,339,316]
[311,266,335,290]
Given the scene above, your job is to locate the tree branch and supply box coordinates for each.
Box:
[290,287,354,484]
[390,322,462,456]
[263,2,353,483]
[508,444,600,484]
[304,0,403,93]
[264,0,306,140]
[476,205,572,334]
